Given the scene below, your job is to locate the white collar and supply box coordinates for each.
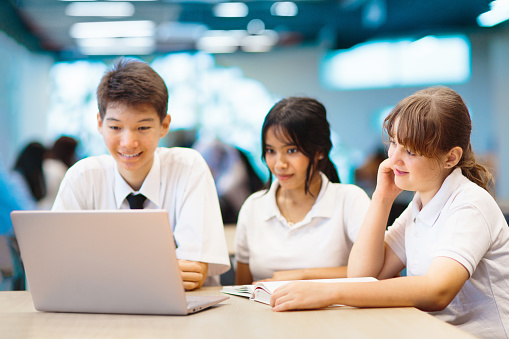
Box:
[114,151,162,208]
[411,168,467,227]
[263,172,335,224]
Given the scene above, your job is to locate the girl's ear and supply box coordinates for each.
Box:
[314,153,324,163]
[445,146,463,168]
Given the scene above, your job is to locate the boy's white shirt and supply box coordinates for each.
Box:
[53,147,231,280]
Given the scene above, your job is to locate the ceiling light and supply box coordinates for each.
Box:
[70,21,155,39]
[77,37,154,48]
[213,3,249,18]
[65,2,135,17]
[240,31,279,52]
[60,0,156,1]
[270,2,298,17]
[196,31,244,53]
[477,0,509,27]
[247,19,265,35]
[77,37,155,55]
[157,22,208,42]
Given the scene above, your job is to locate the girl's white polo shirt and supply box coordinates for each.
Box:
[385,168,509,338]
[235,173,370,282]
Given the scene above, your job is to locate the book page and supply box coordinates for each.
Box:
[220,285,254,298]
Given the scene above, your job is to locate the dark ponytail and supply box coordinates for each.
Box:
[321,156,340,184]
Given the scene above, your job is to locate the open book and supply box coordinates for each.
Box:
[221,277,377,305]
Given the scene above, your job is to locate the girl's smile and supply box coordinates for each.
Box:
[393,168,408,176]
[276,174,293,181]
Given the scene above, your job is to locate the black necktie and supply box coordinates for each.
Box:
[126,193,146,209]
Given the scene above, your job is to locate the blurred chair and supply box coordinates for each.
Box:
[0,235,24,290]
[0,236,14,281]
[220,224,237,286]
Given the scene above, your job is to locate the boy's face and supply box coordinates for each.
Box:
[98,103,170,189]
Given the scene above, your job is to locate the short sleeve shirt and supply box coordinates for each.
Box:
[385,168,509,338]
[235,173,370,282]
[53,147,231,278]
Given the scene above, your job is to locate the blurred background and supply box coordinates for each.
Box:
[1,0,509,202]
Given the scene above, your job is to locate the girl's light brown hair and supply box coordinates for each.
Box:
[383,86,494,194]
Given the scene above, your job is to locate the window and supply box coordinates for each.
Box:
[321,35,471,90]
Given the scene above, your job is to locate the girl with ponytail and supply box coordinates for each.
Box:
[270,88,509,339]
[235,97,370,284]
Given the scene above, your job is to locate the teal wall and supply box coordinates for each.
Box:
[0,32,54,168]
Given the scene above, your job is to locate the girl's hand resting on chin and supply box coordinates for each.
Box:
[373,158,403,202]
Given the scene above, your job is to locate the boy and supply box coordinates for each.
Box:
[52,59,230,290]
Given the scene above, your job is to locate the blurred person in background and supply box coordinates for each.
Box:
[0,155,34,290]
[11,142,45,208]
[195,139,263,224]
[38,136,78,210]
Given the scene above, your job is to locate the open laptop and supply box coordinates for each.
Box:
[10,209,228,315]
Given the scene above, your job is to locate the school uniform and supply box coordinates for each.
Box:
[385,168,509,339]
[53,147,230,284]
[235,173,370,282]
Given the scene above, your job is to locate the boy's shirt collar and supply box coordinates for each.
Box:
[114,151,162,208]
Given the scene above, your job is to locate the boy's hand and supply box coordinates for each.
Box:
[178,260,208,291]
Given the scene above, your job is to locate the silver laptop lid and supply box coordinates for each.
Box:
[11,209,192,315]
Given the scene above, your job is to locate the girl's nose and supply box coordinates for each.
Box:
[389,147,404,166]
[275,154,288,169]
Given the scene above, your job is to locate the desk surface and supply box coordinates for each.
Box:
[0,287,477,339]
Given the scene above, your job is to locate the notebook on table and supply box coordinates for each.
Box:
[10,209,228,315]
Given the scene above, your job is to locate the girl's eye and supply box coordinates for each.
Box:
[406,149,416,156]
[288,148,298,154]
[109,126,121,130]
[265,149,275,154]
[139,126,150,131]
